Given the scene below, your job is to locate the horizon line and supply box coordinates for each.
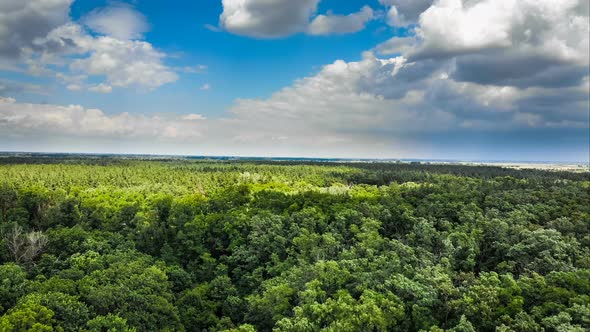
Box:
[1,150,589,165]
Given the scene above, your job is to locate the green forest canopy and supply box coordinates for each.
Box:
[0,157,589,331]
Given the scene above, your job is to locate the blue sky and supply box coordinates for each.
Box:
[4,0,401,115]
[0,0,589,162]
[65,0,404,115]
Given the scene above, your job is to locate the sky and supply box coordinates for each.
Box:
[0,0,588,162]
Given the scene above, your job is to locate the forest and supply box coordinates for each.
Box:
[0,156,588,332]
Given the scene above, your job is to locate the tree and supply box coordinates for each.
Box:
[86,314,137,332]
[0,263,26,314]
[462,272,523,331]
[2,224,48,265]
[0,301,56,331]
[0,184,17,223]
[77,252,182,331]
[9,292,89,332]
[448,315,475,332]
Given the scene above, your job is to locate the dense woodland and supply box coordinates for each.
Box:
[0,157,589,331]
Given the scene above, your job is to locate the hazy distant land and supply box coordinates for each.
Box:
[1,152,588,173]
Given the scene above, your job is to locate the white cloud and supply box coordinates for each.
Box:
[182,65,208,74]
[2,2,177,92]
[1,37,588,160]
[1,0,588,160]
[83,3,149,40]
[406,0,589,63]
[308,6,374,35]
[376,0,590,89]
[200,83,211,90]
[66,84,82,91]
[204,24,221,32]
[224,55,449,134]
[379,0,433,26]
[0,0,72,58]
[88,83,112,93]
[220,0,320,37]
[56,73,88,85]
[222,48,588,150]
[70,36,178,89]
[0,79,45,96]
[182,114,206,121]
[219,0,375,37]
[0,96,203,140]
[33,23,178,89]
[375,37,417,55]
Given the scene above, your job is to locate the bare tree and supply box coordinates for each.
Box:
[4,224,25,263]
[24,231,48,263]
[2,224,48,264]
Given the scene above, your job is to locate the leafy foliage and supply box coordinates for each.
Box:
[0,157,589,331]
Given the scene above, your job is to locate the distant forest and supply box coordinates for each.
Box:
[0,157,588,331]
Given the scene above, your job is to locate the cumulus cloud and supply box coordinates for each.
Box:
[70,36,177,89]
[218,49,588,159]
[225,55,453,138]
[409,0,588,61]
[0,0,72,58]
[220,0,320,37]
[0,97,203,140]
[31,22,178,90]
[83,3,149,40]
[3,50,585,159]
[308,6,374,35]
[225,52,586,136]
[1,40,588,159]
[181,114,206,121]
[2,2,178,91]
[219,0,375,37]
[376,0,590,89]
[88,83,112,93]
[379,0,433,26]
[375,37,417,56]
[0,79,45,96]
[223,2,589,157]
[1,0,588,160]
[420,0,586,63]
[66,84,82,91]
